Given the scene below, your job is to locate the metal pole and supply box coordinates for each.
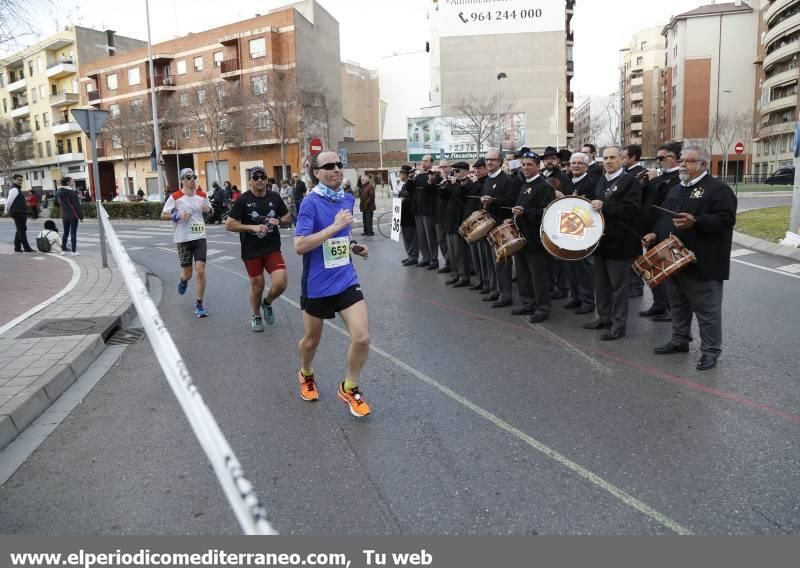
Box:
[378,99,383,170]
[90,114,108,268]
[496,80,501,148]
[145,0,164,203]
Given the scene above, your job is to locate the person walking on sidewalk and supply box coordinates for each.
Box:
[294,151,371,418]
[226,167,291,332]
[4,174,34,252]
[358,174,376,236]
[161,168,212,318]
[27,190,39,219]
[55,177,84,256]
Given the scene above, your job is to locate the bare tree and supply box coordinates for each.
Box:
[0,0,50,48]
[604,94,622,146]
[588,109,608,148]
[711,110,749,178]
[0,118,33,194]
[102,103,152,194]
[296,71,341,153]
[179,78,244,186]
[450,94,512,160]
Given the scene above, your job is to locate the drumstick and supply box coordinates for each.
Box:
[651,204,681,216]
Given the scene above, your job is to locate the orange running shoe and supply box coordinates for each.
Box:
[297,371,319,401]
[337,382,371,418]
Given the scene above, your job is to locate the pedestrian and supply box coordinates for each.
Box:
[342,179,353,194]
[27,190,39,219]
[160,168,212,318]
[3,174,34,252]
[226,167,291,332]
[294,151,371,418]
[230,184,241,202]
[209,181,226,224]
[291,174,307,214]
[279,179,295,225]
[137,187,145,199]
[37,220,61,252]
[397,165,418,265]
[358,174,376,236]
[223,180,233,206]
[55,176,84,256]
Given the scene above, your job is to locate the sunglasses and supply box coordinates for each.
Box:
[182,175,197,180]
[250,174,267,181]
[317,162,343,171]
[656,155,675,161]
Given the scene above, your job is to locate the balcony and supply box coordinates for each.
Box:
[14,158,37,168]
[10,104,30,118]
[631,106,643,116]
[56,152,84,162]
[630,91,644,102]
[220,58,242,79]
[760,93,798,115]
[46,59,77,79]
[631,76,644,86]
[87,90,102,105]
[758,121,797,137]
[13,130,32,142]
[763,40,800,71]
[50,91,80,108]
[7,77,26,93]
[765,0,797,26]
[763,12,800,50]
[148,74,177,91]
[763,66,800,90]
[566,60,574,76]
[52,120,83,135]
[630,122,643,131]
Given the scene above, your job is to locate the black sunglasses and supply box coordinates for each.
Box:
[182,175,197,180]
[656,155,675,161]
[250,174,267,181]
[317,162,343,170]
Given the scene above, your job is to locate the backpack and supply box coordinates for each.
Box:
[36,234,52,253]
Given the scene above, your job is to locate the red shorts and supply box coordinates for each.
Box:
[243,251,286,278]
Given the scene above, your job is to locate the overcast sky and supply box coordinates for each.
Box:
[17,0,721,97]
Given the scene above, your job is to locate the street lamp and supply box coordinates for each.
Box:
[497,72,507,148]
[722,89,733,178]
[145,0,164,203]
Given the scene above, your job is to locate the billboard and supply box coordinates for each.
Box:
[438,0,565,38]
[407,114,527,162]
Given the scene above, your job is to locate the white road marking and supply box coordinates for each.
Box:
[776,263,800,274]
[208,259,694,535]
[206,249,223,256]
[524,320,614,376]
[729,249,756,258]
[732,258,800,280]
[216,255,237,262]
[110,234,157,240]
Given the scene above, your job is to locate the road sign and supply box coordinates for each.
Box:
[309,138,323,156]
[391,198,402,242]
[735,142,745,155]
[339,148,349,168]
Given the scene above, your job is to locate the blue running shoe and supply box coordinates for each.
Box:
[177,279,188,295]
[261,299,275,325]
[194,304,208,318]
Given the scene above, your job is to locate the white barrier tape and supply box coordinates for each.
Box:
[98,205,277,535]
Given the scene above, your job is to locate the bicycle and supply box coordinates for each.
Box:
[376,210,396,238]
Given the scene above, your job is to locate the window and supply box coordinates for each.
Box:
[51,83,58,96]
[249,38,266,59]
[107,73,118,90]
[28,60,34,76]
[193,56,203,72]
[131,99,143,112]
[182,125,191,139]
[134,130,145,146]
[179,92,189,107]
[176,60,187,75]
[253,113,270,131]
[30,88,37,103]
[197,123,206,136]
[35,116,40,131]
[39,85,46,98]
[37,142,43,158]
[251,74,267,95]
[46,141,52,157]
[2,99,6,113]
[197,89,205,104]
[34,171,39,180]
[67,139,73,153]
[42,112,49,127]
[216,84,225,100]
[640,41,647,50]
[112,134,122,149]
[214,51,223,67]
[77,137,82,153]
[109,103,120,117]
[636,56,643,66]
[128,68,140,86]
[672,86,676,98]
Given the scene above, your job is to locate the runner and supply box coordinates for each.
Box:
[226,167,291,332]
[160,168,212,318]
[294,151,371,417]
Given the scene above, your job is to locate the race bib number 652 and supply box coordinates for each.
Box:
[322,237,350,269]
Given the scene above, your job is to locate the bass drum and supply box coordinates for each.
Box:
[540,196,604,261]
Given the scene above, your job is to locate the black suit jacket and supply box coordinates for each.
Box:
[515,176,555,252]
[594,171,642,259]
[482,171,520,222]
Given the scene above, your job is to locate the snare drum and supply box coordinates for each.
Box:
[459,210,497,244]
[540,196,604,261]
[488,221,526,261]
[632,235,696,289]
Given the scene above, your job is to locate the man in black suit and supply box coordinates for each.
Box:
[565,152,599,315]
[541,146,574,301]
[480,148,520,308]
[583,146,642,341]
[397,165,418,266]
[582,143,603,178]
[623,144,648,299]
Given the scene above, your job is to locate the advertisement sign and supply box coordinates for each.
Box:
[391,198,402,242]
[407,114,527,161]
[438,0,565,38]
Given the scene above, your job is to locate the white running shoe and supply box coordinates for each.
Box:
[71,252,80,256]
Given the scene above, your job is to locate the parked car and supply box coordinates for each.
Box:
[112,194,143,202]
[765,166,794,185]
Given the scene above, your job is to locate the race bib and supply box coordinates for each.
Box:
[189,223,206,236]
[322,237,350,269]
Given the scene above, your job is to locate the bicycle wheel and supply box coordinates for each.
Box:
[377,211,393,238]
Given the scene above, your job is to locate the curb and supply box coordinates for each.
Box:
[0,272,147,451]
[732,230,800,262]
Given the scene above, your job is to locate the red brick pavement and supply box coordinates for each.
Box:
[0,252,73,328]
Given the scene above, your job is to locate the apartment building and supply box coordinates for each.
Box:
[79,0,342,197]
[752,0,800,177]
[427,0,576,150]
[620,27,665,159]
[0,27,144,194]
[661,1,760,176]
[341,61,379,142]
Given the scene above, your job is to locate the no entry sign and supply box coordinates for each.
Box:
[735,142,745,155]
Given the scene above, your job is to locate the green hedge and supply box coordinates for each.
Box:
[50,201,163,220]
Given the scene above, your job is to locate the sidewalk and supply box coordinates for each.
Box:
[0,248,142,450]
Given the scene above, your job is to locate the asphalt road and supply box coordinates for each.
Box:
[0,200,798,535]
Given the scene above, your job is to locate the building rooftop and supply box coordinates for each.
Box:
[664,2,753,32]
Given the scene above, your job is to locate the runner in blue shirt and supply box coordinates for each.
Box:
[294,151,371,417]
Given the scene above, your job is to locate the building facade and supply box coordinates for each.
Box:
[78,0,342,198]
[619,27,665,160]
[752,0,800,177]
[661,1,760,176]
[0,27,145,194]
[427,0,575,151]
[341,61,379,142]
[573,95,619,149]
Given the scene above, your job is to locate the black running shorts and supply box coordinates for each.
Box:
[176,238,207,267]
[300,284,365,320]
